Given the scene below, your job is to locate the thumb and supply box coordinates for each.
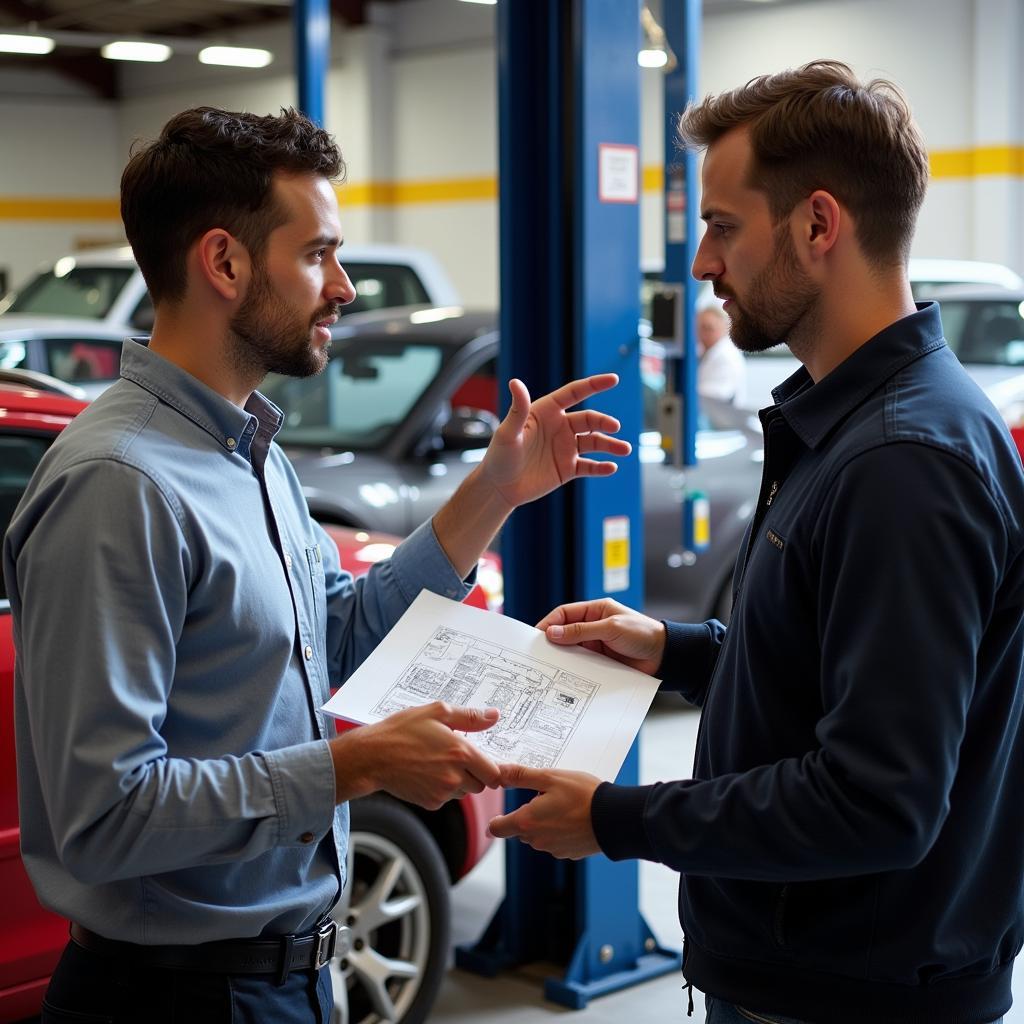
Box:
[545,619,617,646]
[502,378,531,435]
[441,704,500,732]
[499,762,551,791]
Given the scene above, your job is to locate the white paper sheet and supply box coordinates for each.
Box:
[322,590,661,781]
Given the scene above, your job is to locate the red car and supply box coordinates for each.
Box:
[0,370,502,1024]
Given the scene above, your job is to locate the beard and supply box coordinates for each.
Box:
[721,224,820,355]
[228,260,337,379]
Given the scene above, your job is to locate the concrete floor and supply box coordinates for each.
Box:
[434,699,1024,1024]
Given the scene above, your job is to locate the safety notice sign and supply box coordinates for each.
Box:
[603,515,630,593]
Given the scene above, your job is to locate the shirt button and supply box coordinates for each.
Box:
[304,645,313,660]
[226,437,237,450]
[299,832,315,844]
[285,553,293,569]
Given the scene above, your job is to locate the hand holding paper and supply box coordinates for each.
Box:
[489,764,602,860]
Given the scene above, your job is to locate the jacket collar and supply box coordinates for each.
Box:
[767,302,947,449]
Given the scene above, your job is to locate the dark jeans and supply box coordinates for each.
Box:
[41,938,333,1024]
[705,995,1004,1024]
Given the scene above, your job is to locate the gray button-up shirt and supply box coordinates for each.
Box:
[4,340,472,943]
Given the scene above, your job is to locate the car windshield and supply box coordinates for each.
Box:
[262,339,446,449]
[6,266,134,320]
[932,298,1024,366]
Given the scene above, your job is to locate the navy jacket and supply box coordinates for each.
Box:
[592,304,1024,1023]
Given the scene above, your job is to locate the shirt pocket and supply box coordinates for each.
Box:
[305,543,327,638]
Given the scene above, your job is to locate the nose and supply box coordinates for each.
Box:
[329,258,357,306]
[691,233,722,284]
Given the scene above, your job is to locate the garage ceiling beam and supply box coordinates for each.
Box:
[0,0,57,27]
[0,51,117,98]
[330,0,367,26]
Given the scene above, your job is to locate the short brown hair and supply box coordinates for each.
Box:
[677,60,929,267]
[121,107,345,305]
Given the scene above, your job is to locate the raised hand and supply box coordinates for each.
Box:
[537,598,666,676]
[478,374,632,510]
[488,763,602,860]
[332,701,501,810]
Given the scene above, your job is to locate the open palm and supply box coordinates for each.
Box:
[479,373,632,509]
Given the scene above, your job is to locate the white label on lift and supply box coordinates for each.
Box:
[603,515,630,593]
[599,144,639,204]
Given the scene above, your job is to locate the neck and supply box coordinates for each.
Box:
[148,309,259,408]
[791,270,917,382]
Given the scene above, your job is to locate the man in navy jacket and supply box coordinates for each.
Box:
[491,61,1024,1024]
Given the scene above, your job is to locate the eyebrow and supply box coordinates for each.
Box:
[302,234,342,249]
[700,208,730,223]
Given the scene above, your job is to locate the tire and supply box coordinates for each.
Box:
[329,795,451,1024]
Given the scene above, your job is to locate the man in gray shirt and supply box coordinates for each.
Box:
[3,106,631,1023]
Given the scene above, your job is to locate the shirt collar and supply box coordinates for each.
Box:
[119,339,283,464]
[766,302,947,449]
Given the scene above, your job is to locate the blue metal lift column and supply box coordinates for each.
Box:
[455,0,681,1008]
[294,0,330,125]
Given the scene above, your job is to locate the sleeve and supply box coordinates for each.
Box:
[8,458,335,884]
[321,516,478,685]
[656,619,728,706]
[593,444,1004,878]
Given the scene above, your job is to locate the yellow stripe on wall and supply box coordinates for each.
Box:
[2,147,1022,222]
[0,197,121,220]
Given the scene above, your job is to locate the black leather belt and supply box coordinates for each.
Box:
[69,919,348,986]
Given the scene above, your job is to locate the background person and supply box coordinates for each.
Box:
[3,106,631,1024]
[490,61,1023,1024]
[696,302,747,406]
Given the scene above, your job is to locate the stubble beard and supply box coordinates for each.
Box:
[228,260,335,381]
[723,224,821,358]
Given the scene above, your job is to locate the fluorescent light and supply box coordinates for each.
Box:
[638,48,669,68]
[0,34,55,54]
[458,0,497,4]
[199,45,273,68]
[409,306,464,325]
[101,41,172,62]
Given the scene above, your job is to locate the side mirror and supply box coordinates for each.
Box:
[441,407,498,450]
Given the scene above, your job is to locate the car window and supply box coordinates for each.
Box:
[0,434,52,601]
[343,264,430,316]
[939,299,1024,365]
[264,341,445,449]
[43,339,123,383]
[7,266,134,320]
[0,340,28,370]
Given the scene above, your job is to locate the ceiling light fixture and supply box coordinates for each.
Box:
[0,33,56,55]
[198,45,273,68]
[457,0,498,5]
[101,40,172,63]
[638,6,677,72]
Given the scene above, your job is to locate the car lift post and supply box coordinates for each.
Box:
[294,0,330,126]
[455,0,682,1007]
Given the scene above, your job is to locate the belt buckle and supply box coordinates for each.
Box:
[314,920,338,969]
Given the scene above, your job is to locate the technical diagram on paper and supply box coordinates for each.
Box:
[322,591,661,781]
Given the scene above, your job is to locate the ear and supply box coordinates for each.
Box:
[194,228,251,302]
[798,189,842,263]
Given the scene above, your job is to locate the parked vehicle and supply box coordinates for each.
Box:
[0,316,134,399]
[0,370,500,1024]
[0,244,462,331]
[259,307,763,625]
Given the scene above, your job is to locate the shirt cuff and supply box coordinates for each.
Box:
[263,740,337,848]
[388,517,478,604]
[591,781,657,862]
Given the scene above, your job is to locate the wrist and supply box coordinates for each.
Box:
[464,464,516,515]
[329,728,380,805]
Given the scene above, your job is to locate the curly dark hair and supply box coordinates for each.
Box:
[678,60,929,268]
[120,107,346,305]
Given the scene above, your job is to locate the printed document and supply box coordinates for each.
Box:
[322,591,661,781]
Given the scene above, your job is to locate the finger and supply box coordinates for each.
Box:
[545,373,620,411]
[462,745,502,788]
[440,704,500,732]
[577,433,632,456]
[566,409,621,435]
[570,458,619,477]
[488,811,525,839]
[502,378,531,434]
[545,616,622,645]
[459,772,485,795]
[498,762,552,791]
[536,600,606,631]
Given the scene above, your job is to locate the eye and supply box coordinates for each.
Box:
[712,222,733,237]
[311,248,327,262]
